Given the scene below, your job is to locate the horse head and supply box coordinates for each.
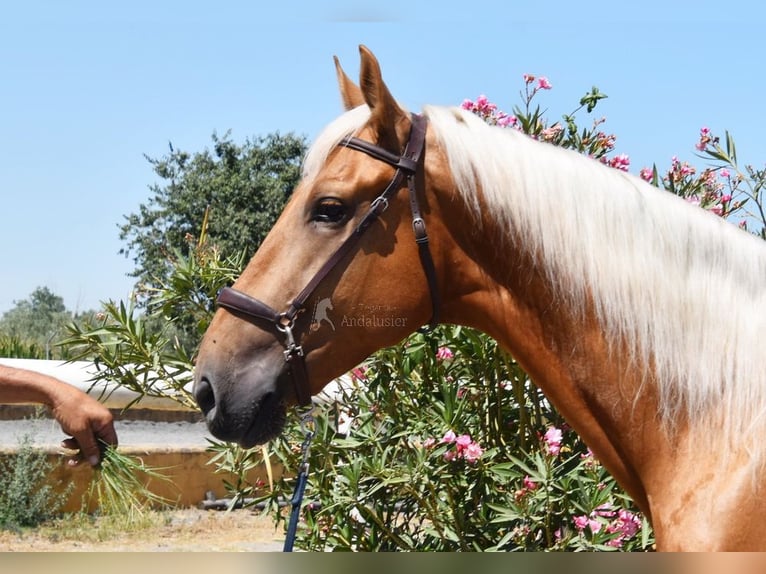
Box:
[193,46,461,447]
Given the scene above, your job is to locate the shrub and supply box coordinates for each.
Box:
[0,430,69,530]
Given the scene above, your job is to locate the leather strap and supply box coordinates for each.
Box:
[217,287,281,324]
[341,137,418,173]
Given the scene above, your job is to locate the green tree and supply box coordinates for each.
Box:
[0,287,72,358]
[119,131,307,297]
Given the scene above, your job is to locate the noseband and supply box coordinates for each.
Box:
[216,113,439,405]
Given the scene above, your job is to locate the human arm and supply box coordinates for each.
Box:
[0,364,118,466]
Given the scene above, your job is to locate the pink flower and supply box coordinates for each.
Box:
[423,437,436,448]
[619,510,641,537]
[573,515,602,534]
[541,124,563,142]
[595,131,616,152]
[573,504,641,548]
[462,442,483,463]
[604,509,641,547]
[547,442,562,456]
[350,366,368,382]
[523,475,538,491]
[580,447,598,470]
[614,509,640,538]
[544,427,562,443]
[455,434,473,450]
[474,94,496,114]
[544,427,563,456]
[696,126,712,151]
[639,167,653,182]
[441,430,457,444]
[496,114,517,128]
[436,346,454,361]
[537,76,552,90]
[462,94,514,128]
[720,169,731,178]
[439,430,484,463]
[608,153,630,172]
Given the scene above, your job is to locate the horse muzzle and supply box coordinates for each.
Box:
[193,349,290,447]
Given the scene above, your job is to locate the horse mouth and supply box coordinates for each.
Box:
[239,391,288,448]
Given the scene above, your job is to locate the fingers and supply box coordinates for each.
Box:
[61,434,101,467]
[60,438,88,467]
[60,420,119,467]
[60,437,79,450]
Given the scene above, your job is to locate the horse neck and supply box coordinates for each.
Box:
[436,204,661,515]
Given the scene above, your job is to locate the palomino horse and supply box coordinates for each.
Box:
[194,46,766,550]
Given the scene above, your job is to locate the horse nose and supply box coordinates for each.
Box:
[193,375,217,416]
[193,376,241,443]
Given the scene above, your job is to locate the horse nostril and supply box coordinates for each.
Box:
[194,377,216,415]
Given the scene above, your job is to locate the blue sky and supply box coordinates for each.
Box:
[1,0,763,314]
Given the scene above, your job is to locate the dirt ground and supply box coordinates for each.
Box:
[0,507,285,552]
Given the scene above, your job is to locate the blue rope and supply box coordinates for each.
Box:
[283,407,316,552]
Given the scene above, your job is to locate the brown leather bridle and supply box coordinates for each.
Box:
[215,113,440,406]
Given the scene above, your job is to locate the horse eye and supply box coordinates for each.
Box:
[312,198,347,224]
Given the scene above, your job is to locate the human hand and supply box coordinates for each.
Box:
[50,386,118,467]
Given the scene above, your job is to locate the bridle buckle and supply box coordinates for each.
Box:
[276,315,304,359]
[370,195,389,213]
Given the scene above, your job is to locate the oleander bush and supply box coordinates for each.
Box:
[261,325,652,551]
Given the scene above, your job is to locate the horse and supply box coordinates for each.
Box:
[193,45,766,550]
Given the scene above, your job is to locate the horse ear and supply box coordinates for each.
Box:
[357,45,408,151]
[334,55,364,111]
